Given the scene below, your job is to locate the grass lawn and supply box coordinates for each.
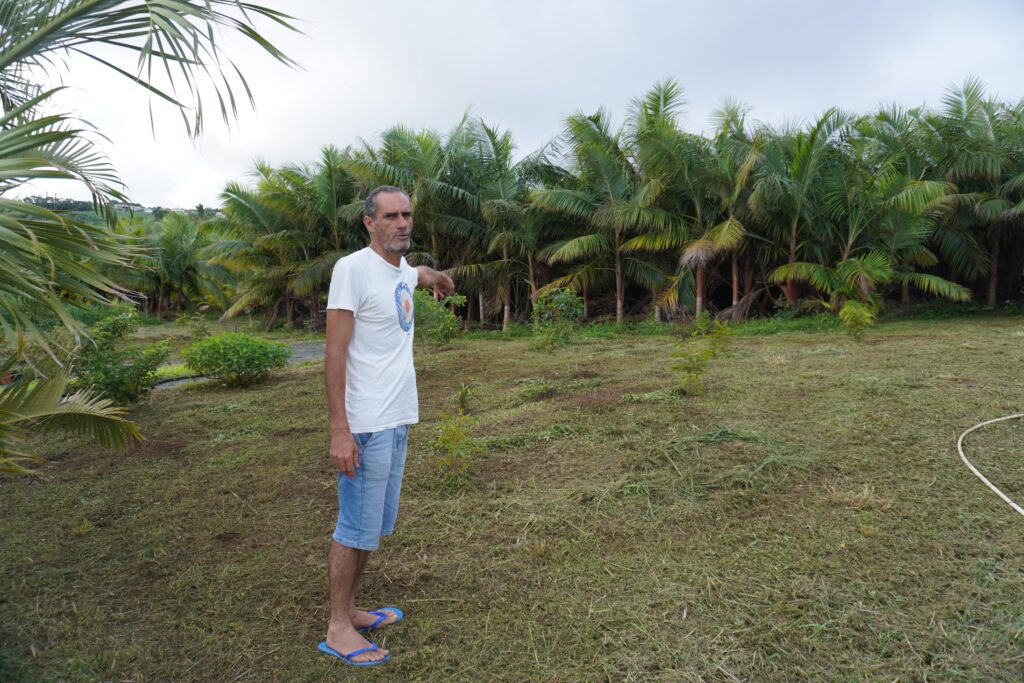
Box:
[2,317,1023,681]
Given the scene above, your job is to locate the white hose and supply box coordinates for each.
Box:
[956,413,1024,518]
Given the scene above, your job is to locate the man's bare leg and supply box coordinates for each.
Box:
[347,551,400,629]
[326,541,388,662]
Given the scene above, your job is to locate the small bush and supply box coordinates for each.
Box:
[532,288,583,351]
[671,312,733,395]
[431,413,479,495]
[414,290,465,344]
[71,310,170,404]
[176,311,211,341]
[456,381,473,416]
[182,333,290,387]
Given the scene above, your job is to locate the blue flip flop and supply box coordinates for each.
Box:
[357,607,404,633]
[317,641,390,667]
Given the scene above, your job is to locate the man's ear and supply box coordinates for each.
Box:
[363,214,374,232]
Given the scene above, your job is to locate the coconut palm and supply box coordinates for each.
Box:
[212,148,363,329]
[534,109,676,324]
[769,132,971,335]
[447,120,564,330]
[347,123,479,268]
[925,79,1024,305]
[0,1,296,341]
[628,83,757,317]
[749,109,850,304]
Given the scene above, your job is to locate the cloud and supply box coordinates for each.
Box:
[29,0,1024,208]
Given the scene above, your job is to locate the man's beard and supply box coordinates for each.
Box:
[383,237,410,254]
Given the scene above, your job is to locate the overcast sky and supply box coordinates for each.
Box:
[35,0,1024,209]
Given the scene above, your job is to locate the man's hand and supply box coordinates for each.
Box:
[417,266,455,297]
[330,431,359,477]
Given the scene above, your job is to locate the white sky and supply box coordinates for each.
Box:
[31,0,1024,209]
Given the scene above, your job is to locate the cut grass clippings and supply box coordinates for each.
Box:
[2,316,1024,680]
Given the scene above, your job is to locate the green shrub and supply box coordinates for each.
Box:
[532,288,583,351]
[431,412,479,495]
[671,312,733,395]
[456,381,473,416]
[71,310,171,404]
[176,311,211,341]
[413,290,465,344]
[182,333,290,387]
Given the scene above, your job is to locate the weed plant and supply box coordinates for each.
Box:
[671,313,733,395]
[431,412,478,495]
[175,311,211,341]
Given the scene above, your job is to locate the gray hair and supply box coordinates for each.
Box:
[363,185,409,219]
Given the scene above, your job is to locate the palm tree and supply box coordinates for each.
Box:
[448,120,562,330]
[211,148,364,329]
[749,109,850,304]
[0,1,296,341]
[347,123,479,268]
[769,128,970,335]
[628,83,756,318]
[926,79,1024,305]
[534,109,676,324]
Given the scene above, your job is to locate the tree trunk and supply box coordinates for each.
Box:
[431,227,441,300]
[901,279,910,308]
[502,246,512,331]
[785,219,799,304]
[478,291,486,325]
[743,254,754,296]
[614,234,624,324]
[582,282,589,321]
[731,250,739,307]
[527,255,538,316]
[987,232,1000,307]
[502,278,511,332]
[265,299,281,331]
[695,266,705,318]
[310,294,320,323]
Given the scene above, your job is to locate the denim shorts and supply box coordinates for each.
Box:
[333,424,409,551]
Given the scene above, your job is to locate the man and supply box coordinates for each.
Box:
[318,186,454,666]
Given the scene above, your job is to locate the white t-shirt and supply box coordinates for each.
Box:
[326,247,420,433]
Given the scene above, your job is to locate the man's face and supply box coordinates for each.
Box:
[365,192,412,255]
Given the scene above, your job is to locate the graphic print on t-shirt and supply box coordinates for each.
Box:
[394,281,414,332]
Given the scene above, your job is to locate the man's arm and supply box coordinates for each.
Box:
[325,309,358,477]
[416,265,455,297]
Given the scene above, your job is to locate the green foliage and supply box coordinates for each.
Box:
[671,313,733,395]
[182,333,290,388]
[732,313,841,336]
[2,341,141,474]
[837,300,876,341]
[430,413,479,495]
[414,290,466,344]
[532,288,583,351]
[176,311,211,341]
[456,382,473,416]
[71,311,171,405]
